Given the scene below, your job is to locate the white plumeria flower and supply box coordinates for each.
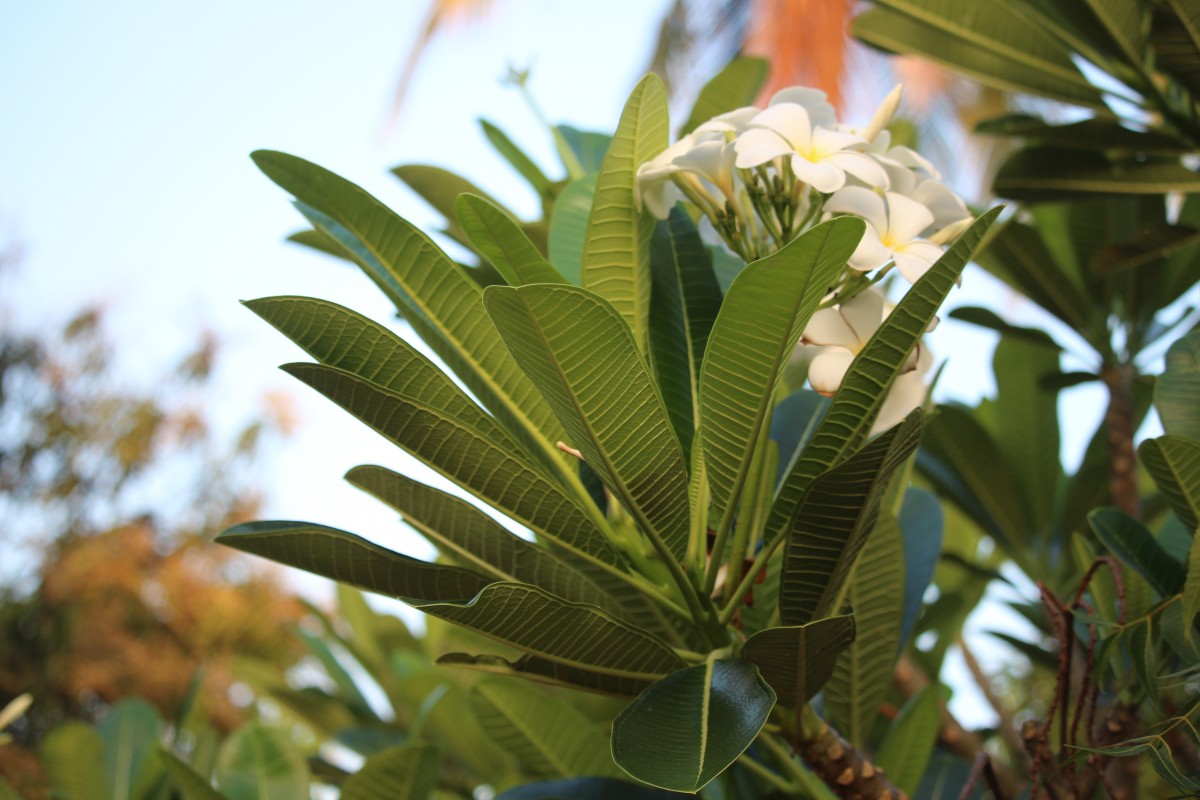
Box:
[825,186,945,283]
[860,84,903,144]
[767,87,837,128]
[695,106,760,134]
[734,103,888,194]
[636,135,696,218]
[881,162,970,231]
[795,287,933,434]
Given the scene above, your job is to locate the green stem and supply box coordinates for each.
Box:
[719,534,785,625]
[737,751,800,794]
[758,732,837,800]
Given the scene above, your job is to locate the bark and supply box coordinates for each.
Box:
[795,718,906,800]
[1100,364,1138,518]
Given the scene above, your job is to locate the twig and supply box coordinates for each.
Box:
[955,752,1007,800]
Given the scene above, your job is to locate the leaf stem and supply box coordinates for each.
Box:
[719,535,785,625]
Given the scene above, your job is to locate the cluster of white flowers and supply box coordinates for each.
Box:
[636,85,970,430]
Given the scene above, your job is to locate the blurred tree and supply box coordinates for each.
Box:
[0,247,305,793]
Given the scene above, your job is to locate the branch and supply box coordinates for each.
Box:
[1100,364,1138,518]
[957,634,1028,765]
[793,715,906,800]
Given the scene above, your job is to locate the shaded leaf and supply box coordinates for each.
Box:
[779,412,923,625]
[996,149,1200,198]
[216,520,494,601]
[1089,508,1186,597]
[481,119,554,197]
[648,208,723,460]
[824,516,904,744]
[438,652,652,697]
[948,306,1062,347]
[1139,435,1200,531]
[471,679,620,779]
[556,125,612,174]
[484,284,690,561]
[874,685,940,796]
[742,615,856,708]
[680,57,770,135]
[99,699,160,800]
[769,391,830,487]
[160,752,227,800]
[496,777,690,800]
[1155,331,1200,441]
[341,745,440,800]
[854,3,1105,108]
[345,465,620,613]
[547,174,597,285]
[41,723,108,800]
[897,487,943,648]
[281,362,618,565]
[611,660,776,792]
[974,114,1192,153]
[214,724,310,800]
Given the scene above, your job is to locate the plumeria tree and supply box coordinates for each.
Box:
[208,57,1017,800]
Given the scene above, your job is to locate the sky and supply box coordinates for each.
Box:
[2,0,1131,730]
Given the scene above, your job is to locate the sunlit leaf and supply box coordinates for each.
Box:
[341,744,440,800]
[580,74,668,352]
[214,724,310,800]
[874,686,940,796]
[456,194,567,286]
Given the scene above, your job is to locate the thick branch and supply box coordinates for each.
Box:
[794,717,906,800]
[1100,364,1138,518]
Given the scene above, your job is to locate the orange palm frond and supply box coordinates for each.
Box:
[388,0,496,132]
[744,0,852,110]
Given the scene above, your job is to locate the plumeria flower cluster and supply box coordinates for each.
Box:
[636,84,968,426]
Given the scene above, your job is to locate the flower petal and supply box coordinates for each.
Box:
[806,347,856,394]
[748,103,814,150]
[871,371,928,435]
[885,192,935,244]
[826,151,888,188]
[893,241,945,284]
[768,87,837,128]
[838,288,886,344]
[803,308,859,348]
[791,156,845,193]
[826,186,888,234]
[734,127,793,168]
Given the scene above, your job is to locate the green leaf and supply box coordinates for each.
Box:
[251,151,569,475]
[280,363,618,566]
[769,209,1000,540]
[680,57,770,135]
[390,163,500,250]
[214,725,309,800]
[742,614,856,708]
[548,174,596,285]
[345,465,622,614]
[456,194,567,286]
[917,406,1027,554]
[1184,535,1200,632]
[824,516,905,745]
[341,744,440,800]
[160,751,228,800]
[41,722,109,800]
[245,296,542,470]
[471,679,621,779]
[947,306,1064,347]
[611,660,776,792]
[555,125,611,174]
[217,520,494,601]
[481,120,555,197]
[484,284,690,561]
[700,218,865,536]
[287,228,355,262]
[874,685,941,796]
[415,583,686,680]
[1156,332,1200,441]
[581,74,669,352]
[439,652,652,697]
[1089,508,1186,597]
[974,114,1193,153]
[853,3,1106,109]
[897,488,944,647]
[648,208,723,460]
[973,216,1092,333]
[1080,0,1147,72]
[1139,435,1200,531]
[99,699,160,800]
[993,336,1062,540]
[996,149,1200,198]
[779,412,924,625]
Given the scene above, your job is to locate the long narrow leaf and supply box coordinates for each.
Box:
[778,412,924,625]
[484,284,691,561]
[456,194,567,286]
[281,362,619,565]
[581,75,669,351]
[701,217,864,534]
